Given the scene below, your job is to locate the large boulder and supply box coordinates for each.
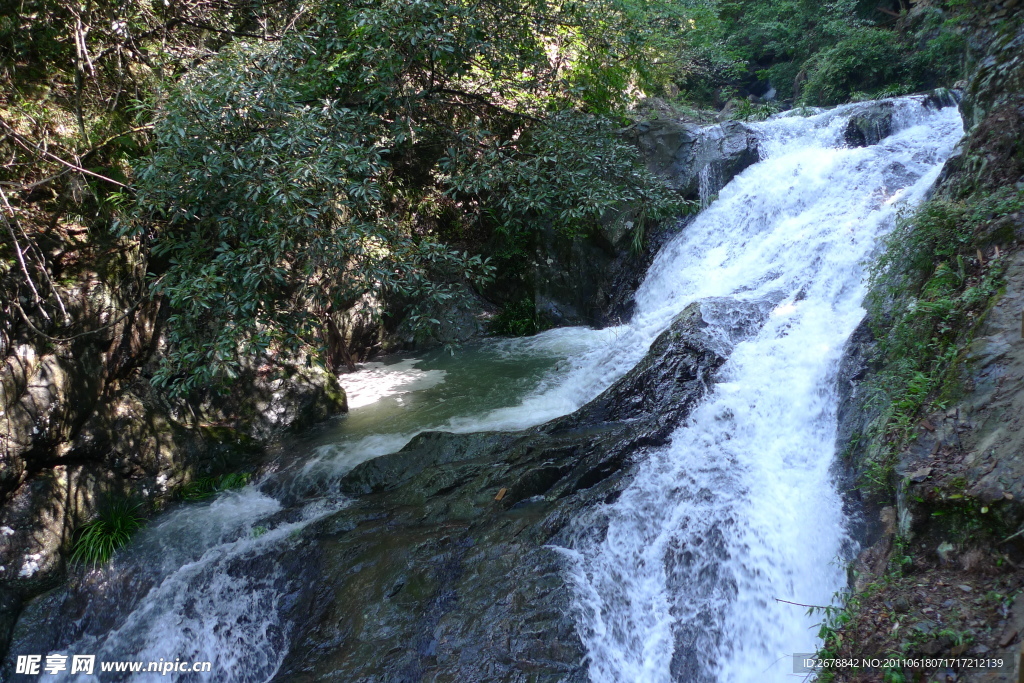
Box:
[843,100,897,147]
[5,297,772,681]
[627,118,760,201]
[267,298,763,681]
[272,300,748,680]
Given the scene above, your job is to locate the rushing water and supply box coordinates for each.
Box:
[562,98,964,682]
[28,327,624,683]
[16,95,963,683]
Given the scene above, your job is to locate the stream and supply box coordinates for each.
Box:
[8,95,964,682]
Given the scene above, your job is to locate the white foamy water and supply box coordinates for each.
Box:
[26,95,962,683]
[41,313,626,683]
[562,97,964,682]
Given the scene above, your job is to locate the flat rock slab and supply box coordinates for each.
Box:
[270,299,767,681]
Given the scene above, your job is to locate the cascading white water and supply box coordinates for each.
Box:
[561,98,964,682]
[29,95,962,683]
[40,326,628,683]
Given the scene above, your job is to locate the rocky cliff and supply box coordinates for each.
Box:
[0,270,346,655]
[830,6,1024,680]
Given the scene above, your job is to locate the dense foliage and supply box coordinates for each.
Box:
[129,0,690,389]
[860,187,1024,490]
[688,0,967,106]
[2,0,978,390]
[0,0,300,355]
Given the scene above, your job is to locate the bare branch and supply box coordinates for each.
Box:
[0,189,51,322]
[0,117,130,189]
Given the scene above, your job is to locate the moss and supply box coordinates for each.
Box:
[856,188,1024,493]
[198,424,259,451]
[176,471,252,501]
[322,375,348,413]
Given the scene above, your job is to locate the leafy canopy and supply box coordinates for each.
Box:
[130,0,690,392]
[708,0,965,105]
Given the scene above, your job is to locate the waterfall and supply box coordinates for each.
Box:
[562,98,964,682]
[11,96,963,683]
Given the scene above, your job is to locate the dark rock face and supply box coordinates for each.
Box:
[833,320,879,478]
[843,101,896,147]
[532,120,760,328]
[532,213,696,327]
[389,285,496,350]
[267,299,744,681]
[841,92,961,149]
[627,119,760,201]
[0,291,346,645]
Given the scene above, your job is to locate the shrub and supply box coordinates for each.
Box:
[903,7,966,90]
[800,28,905,106]
[490,297,544,337]
[127,0,688,394]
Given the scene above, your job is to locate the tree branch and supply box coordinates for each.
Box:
[0,189,50,322]
[0,117,130,189]
[431,88,543,123]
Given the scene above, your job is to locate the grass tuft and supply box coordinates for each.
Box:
[70,499,145,567]
[176,472,251,501]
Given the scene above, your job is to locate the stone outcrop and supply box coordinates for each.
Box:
[5,297,768,681]
[837,11,1024,547]
[627,118,760,202]
[0,275,346,654]
[532,118,760,327]
[273,299,741,681]
[843,101,897,148]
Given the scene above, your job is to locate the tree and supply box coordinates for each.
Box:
[130,0,690,392]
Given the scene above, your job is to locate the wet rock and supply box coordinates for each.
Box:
[844,101,896,147]
[387,284,497,352]
[531,212,698,328]
[923,88,962,111]
[627,119,760,201]
[264,298,762,681]
[532,119,761,328]
[0,586,20,662]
